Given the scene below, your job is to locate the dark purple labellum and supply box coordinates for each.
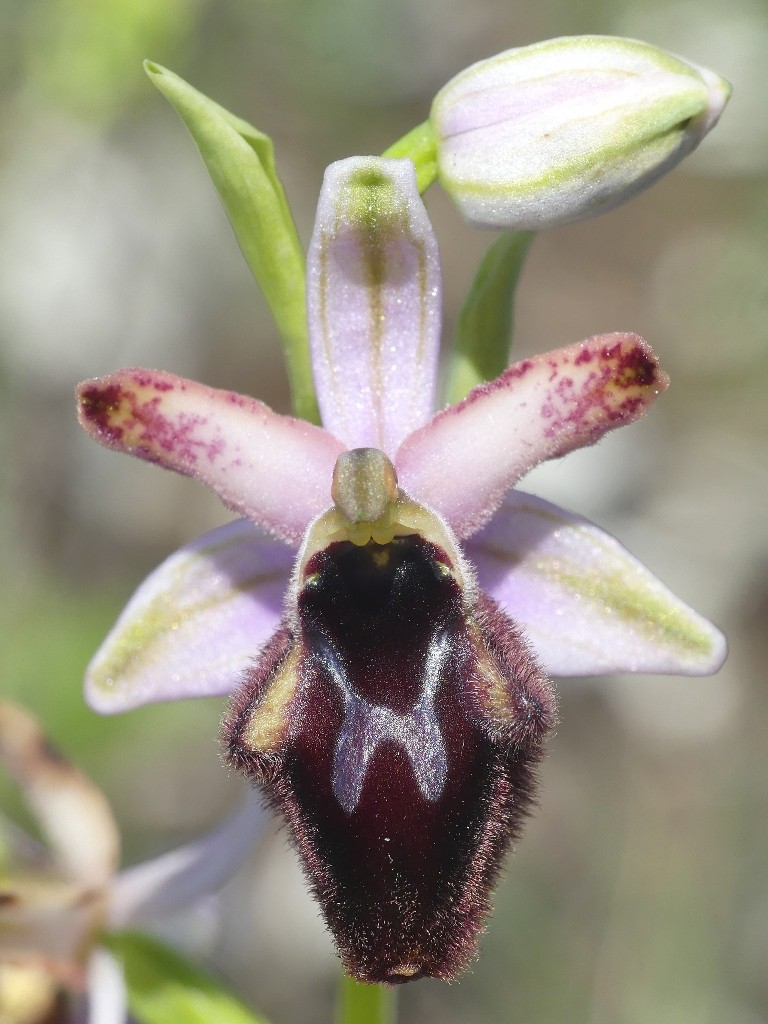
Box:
[224,532,555,984]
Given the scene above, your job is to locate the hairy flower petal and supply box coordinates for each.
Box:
[396,332,668,539]
[108,789,269,927]
[307,157,441,455]
[85,520,293,714]
[76,369,344,544]
[225,518,554,983]
[468,491,727,675]
[0,702,119,886]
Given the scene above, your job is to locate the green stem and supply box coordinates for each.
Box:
[382,120,438,194]
[335,975,397,1024]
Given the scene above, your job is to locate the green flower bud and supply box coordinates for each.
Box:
[431,35,731,229]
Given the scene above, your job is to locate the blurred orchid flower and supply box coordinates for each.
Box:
[76,157,725,983]
[0,701,267,1023]
[429,35,731,229]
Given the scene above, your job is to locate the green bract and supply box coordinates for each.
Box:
[144,62,319,423]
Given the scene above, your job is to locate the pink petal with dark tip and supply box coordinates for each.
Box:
[76,369,345,544]
[307,157,442,455]
[396,332,668,539]
[85,520,293,713]
[468,490,727,676]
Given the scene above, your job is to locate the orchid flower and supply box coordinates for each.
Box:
[0,700,268,1023]
[76,156,725,985]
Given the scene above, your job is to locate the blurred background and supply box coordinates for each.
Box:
[0,0,766,1021]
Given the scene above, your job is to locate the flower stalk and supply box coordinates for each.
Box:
[335,975,397,1024]
[381,120,438,193]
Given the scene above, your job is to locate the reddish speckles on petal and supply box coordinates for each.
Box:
[537,334,668,442]
[76,367,346,544]
[224,391,250,408]
[609,339,659,388]
[508,357,534,380]
[572,338,661,387]
[130,371,175,392]
[395,332,668,540]
[443,358,535,416]
[78,383,127,445]
[77,374,214,467]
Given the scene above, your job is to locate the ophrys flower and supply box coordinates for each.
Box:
[76,157,725,984]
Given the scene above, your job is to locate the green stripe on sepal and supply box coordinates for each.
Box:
[144,61,319,424]
[105,931,272,1024]
[445,231,534,404]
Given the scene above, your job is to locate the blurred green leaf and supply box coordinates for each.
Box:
[21,0,198,121]
[106,931,271,1024]
[445,231,534,405]
[145,61,319,423]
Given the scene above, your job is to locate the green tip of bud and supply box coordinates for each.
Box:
[350,167,390,190]
[341,161,406,232]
